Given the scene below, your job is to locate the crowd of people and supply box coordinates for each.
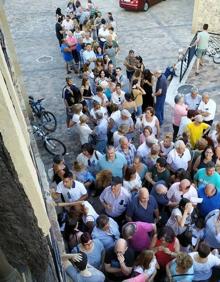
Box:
[53,1,220,281]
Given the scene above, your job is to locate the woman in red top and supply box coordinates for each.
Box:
[150,226,180,282]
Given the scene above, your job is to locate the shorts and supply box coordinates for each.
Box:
[66,107,73,122]
[195,48,206,58]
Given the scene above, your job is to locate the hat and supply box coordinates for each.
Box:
[195,114,203,123]
[121,109,131,118]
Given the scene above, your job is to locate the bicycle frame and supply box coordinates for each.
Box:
[32,125,48,140]
[29,98,45,117]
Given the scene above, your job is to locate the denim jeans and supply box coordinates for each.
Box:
[136,105,142,117]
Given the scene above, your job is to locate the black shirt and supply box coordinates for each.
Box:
[104,247,135,281]
[63,84,82,106]
[55,22,63,41]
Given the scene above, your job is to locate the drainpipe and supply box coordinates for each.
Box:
[0,248,22,282]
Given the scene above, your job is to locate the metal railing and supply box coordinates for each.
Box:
[179,33,198,82]
[179,31,220,82]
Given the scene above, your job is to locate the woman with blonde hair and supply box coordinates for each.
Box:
[166,252,194,281]
[77,114,92,145]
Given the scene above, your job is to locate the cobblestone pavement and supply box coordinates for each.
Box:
[5,0,219,172]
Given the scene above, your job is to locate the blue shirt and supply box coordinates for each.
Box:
[66,264,105,282]
[72,239,104,269]
[156,74,167,97]
[92,217,120,249]
[198,186,220,217]
[126,195,158,223]
[94,119,108,141]
[204,210,220,249]
[61,43,73,62]
[96,152,127,177]
[169,260,194,281]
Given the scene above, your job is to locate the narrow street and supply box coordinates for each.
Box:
[5,0,196,168]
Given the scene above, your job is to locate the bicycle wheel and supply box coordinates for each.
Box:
[41,111,57,132]
[44,138,66,156]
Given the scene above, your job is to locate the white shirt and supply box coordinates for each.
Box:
[93,94,109,105]
[72,112,83,124]
[166,208,191,235]
[198,99,216,121]
[56,180,87,202]
[111,91,125,105]
[77,151,103,168]
[167,182,198,204]
[137,143,151,159]
[134,256,157,277]
[62,19,74,31]
[184,93,202,110]
[189,252,220,281]
[90,107,108,120]
[113,131,124,148]
[98,27,110,42]
[83,50,96,69]
[123,173,142,193]
[82,201,99,224]
[77,123,92,145]
[159,141,174,156]
[167,148,191,172]
[178,116,191,136]
[100,186,131,217]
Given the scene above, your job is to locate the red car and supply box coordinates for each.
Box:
[119,0,165,12]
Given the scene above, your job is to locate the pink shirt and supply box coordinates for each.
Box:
[129,221,154,252]
[124,274,146,282]
[172,104,187,126]
[66,36,77,50]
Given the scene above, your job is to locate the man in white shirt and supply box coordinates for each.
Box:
[100,176,131,222]
[98,24,110,48]
[167,140,191,172]
[111,83,125,106]
[82,43,97,70]
[56,171,88,202]
[167,179,198,207]
[93,86,109,108]
[198,93,216,125]
[62,15,74,31]
[137,136,158,159]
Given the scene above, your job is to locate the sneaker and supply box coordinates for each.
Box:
[67,71,72,74]
[195,72,199,76]
[67,128,71,135]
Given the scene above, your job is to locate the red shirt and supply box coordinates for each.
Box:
[155,238,175,268]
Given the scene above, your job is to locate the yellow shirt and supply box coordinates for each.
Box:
[187,122,209,148]
[132,89,143,107]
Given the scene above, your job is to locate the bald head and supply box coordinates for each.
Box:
[179,179,191,193]
[115,238,128,255]
[139,188,149,204]
[202,93,209,104]
[155,184,168,194]
[205,184,216,197]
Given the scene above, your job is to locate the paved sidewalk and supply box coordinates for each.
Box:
[4,0,195,169]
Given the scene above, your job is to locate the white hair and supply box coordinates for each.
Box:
[175,140,185,149]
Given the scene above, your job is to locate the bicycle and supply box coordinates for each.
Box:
[29,96,57,132]
[32,124,66,156]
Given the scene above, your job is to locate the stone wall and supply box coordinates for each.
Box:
[192,0,220,33]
